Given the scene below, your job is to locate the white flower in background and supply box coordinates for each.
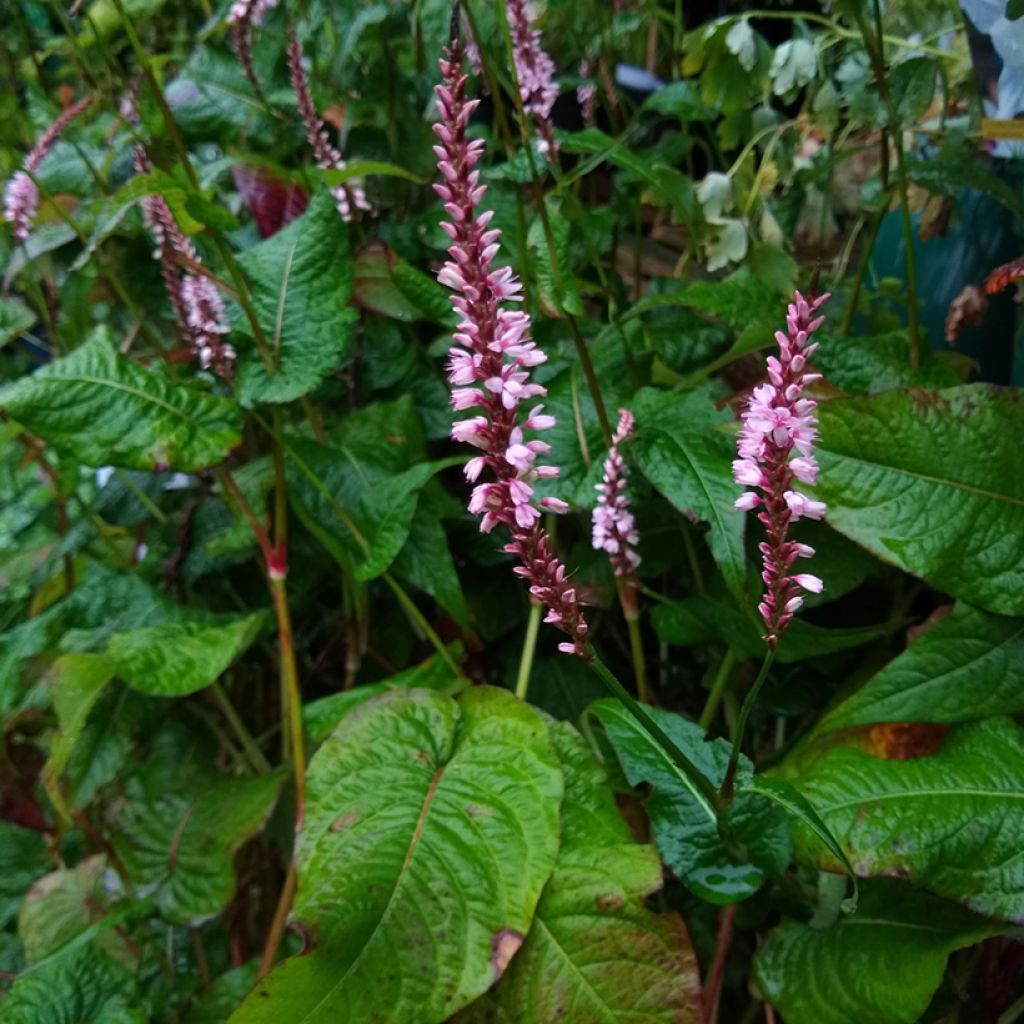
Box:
[725,20,757,72]
[696,172,734,222]
[771,39,817,96]
[697,171,748,271]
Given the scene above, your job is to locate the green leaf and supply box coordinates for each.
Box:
[756,880,997,1024]
[390,507,467,628]
[886,57,936,124]
[103,726,285,924]
[1010,0,1024,19]
[0,332,242,472]
[104,612,265,696]
[905,150,1024,220]
[819,603,1024,734]
[0,946,139,1024]
[632,386,747,600]
[458,723,703,1024]
[234,687,563,1024]
[812,386,1024,616]
[321,161,425,185]
[0,297,35,348]
[527,199,583,317]
[590,699,791,904]
[642,80,716,121]
[781,718,1024,922]
[0,824,48,930]
[813,331,961,395]
[303,644,466,744]
[186,963,260,1024]
[235,192,358,406]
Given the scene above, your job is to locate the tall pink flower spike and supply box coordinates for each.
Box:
[507,0,559,158]
[4,95,94,243]
[434,32,589,659]
[733,291,828,648]
[227,0,278,97]
[286,25,371,223]
[124,97,234,377]
[593,409,640,578]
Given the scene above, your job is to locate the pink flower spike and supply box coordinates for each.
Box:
[435,34,588,660]
[733,290,829,647]
[507,0,559,159]
[592,409,640,578]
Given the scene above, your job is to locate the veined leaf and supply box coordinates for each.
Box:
[235,191,357,406]
[781,718,1024,922]
[457,722,703,1024]
[590,699,790,904]
[633,386,747,601]
[233,687,563,1024]
[0,824,48,930]
[812,386,1024,615]
[0,332,242,472]
[819,603,1024,733]
[0,296,35,348]
[755,880,998,1024]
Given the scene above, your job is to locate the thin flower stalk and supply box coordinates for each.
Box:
[126,103,235,376]
[286,26,370,223]
[733,291,829,647]
[507,0,559,157]
[434,37,588,658]
[227,0,278,97]
[4,95,94,243]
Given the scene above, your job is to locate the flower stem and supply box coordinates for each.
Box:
[588,652,721,815]
[210,682,272,775]
[720,649,775,802]
[624,609,649,704]
[515,600,543,701]
[699,648,736,731]
[257,862,296,980]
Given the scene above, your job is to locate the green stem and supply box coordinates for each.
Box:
[699,649,736,731]
[720,649,775,801]
[588,652,721,814]
[839,208,885,336]
[210,682,272,774]
[624,610,649,704]
[515,601,543,700]
[383,574,464,679]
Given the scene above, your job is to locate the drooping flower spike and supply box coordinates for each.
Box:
[593,409,640,578]
[733,291,828,647]
[227,0,278,97]
[577,58,596,125]
[434,33,588,658]
[507,0,559,158]
[286,25,370,223]
[124,98,234,377]
[4,94,94,243]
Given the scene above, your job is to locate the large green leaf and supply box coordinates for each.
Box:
[812,386,1024,615]
[0,332,242,471]
[0,824,48,929]
[755,880,998,1024]
[390,507,468,628]
[590,699,790,904]
[235,192,358,406]
[103,725,285,925]
[781,718,1024,922]
[458,722,703,1024]
[819,603,1024,733]
[632,386,746,600]
[233,687,563,1024]
[0,296,35,348]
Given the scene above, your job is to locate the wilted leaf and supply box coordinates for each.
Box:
[234,687,562,1024]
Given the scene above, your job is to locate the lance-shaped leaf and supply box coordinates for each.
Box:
[0,331,242,471]
[233,687,563,1024]
[781,717,1024,922]
[632,386,747,601]
[103,725,285,925]
[457,722,703,1024]
[755,880,998,1024]
[812,386,1024,616]
[590,699,790,904]
[819,603,1024,734]
[234,191,358,406]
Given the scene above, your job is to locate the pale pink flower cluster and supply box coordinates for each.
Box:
[577,59,596,124]
[434,39,588,658]
[733,292,828,646]
[287,29,370,223]
[226,0,276,25]
[127,103,234,376]
[227,0,278,96]
[4,95,93,243]
[593,409,640,576]
[507,0,559,157]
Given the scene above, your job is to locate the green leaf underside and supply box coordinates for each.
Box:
[456,722,703,1024]
[235,191,357,406]
[233,687,562,1024]
[812,386,1024,616]
[632,386,746,601]
[0,332,241,472]
[591,700,791,904]
[755,880,998,1024]
[781,718,1024,922]
[820,603,1024,733]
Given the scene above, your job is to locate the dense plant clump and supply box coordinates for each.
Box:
[1,1,1023,1022]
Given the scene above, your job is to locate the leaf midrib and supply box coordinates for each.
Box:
[822,787,1024,813]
